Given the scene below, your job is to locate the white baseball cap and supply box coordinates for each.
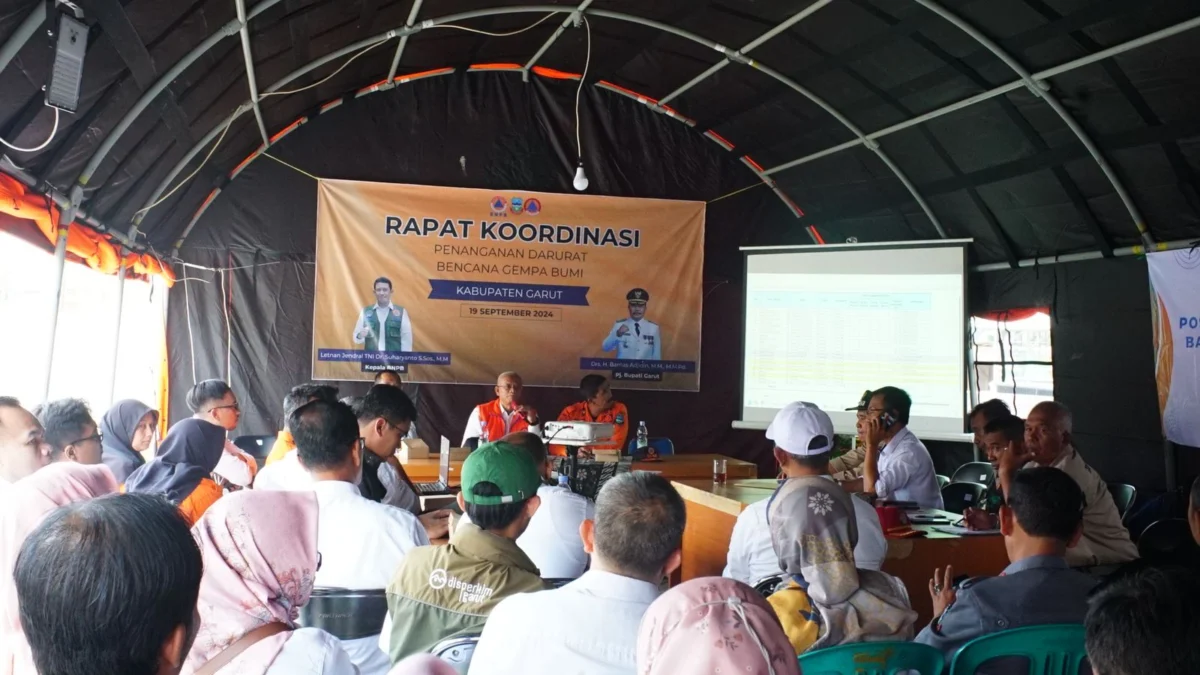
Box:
[766,402,835,456]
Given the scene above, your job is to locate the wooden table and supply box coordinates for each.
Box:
[400,453,757,486]
[672,479,1009,628]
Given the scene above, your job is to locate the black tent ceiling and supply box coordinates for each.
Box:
[2,0,1200,267]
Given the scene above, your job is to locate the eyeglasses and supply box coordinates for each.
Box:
[67,432,103,446]
[208,404,240,413]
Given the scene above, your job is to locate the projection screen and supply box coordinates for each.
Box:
[739,241,970,438]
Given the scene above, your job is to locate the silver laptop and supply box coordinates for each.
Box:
[414,436,453,495]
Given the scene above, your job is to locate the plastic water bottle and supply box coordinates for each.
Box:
[637,421,649,450]
[558,474,570,489]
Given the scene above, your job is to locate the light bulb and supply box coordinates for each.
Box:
[572,164,589,191]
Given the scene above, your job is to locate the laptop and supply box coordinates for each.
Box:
[414,436,453,495]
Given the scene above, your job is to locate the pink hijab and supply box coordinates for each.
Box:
[388,654,458,675]
[637,577,802,675]
[0,463,119,675]
[183,490,319,675]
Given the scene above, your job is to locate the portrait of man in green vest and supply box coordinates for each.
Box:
[353,276,413,354]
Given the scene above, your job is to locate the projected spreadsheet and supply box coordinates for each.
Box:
[742,273,963,418]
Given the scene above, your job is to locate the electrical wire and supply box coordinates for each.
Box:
[134,113,238,217]
[575,15,591,161]
[0,106,59,153]
[262,37,391,98]
[429,12,559,37]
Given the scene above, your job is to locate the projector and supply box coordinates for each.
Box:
[544,421,615,446]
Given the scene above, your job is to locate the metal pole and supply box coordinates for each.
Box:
[108,255,127,406]
[235,0,271,145]
[0,2,46,75]
[971,237,1197,272]
[658,0,833,105]
[40,188,80,403]
[767,13,1200,177]
[522,0,594,80]
[386,0,426,83]
[910,0,1153,247]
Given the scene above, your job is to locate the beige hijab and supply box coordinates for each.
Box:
[768,476,916,650]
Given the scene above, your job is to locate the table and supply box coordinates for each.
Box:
[672,479,1009,628]
[400,453,757,486]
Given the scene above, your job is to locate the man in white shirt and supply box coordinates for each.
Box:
[458,432,595,578]
[844,386,944,509]
[353,276,413,353]
[0,397,52,488]
[997,401,1137,567]
[469,472,686,675]
[462,372,542,446]
[290,399,428,675]
[725,401,887,586]
[256,385,449,541]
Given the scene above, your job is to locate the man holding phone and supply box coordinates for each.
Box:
[840,386,943,509]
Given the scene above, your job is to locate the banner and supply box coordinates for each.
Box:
[312,180,704,390]
[1147,248,1200,447]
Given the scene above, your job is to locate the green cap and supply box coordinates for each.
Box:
[461,441,542,506]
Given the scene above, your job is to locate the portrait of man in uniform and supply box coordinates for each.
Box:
[601,288,662,360]
[352,276,413,353]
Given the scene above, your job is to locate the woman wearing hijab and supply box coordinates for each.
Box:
[99,399,158,483]
[636,577,800,675]
[766,476,916,653]
[0,463,118,675]
[183,490,355,675]
[387,655,457,675]
[125,418,226,526]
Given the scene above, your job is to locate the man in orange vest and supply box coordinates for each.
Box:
[550,375,629,457]
[462,372,542,446]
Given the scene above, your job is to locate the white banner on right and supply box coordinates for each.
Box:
[1147,248,1200,447]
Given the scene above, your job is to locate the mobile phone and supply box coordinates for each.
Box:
[880,412,897,430]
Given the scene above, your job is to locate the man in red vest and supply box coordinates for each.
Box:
[462,372,541,446]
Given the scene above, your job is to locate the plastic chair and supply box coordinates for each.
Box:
[941,482,986,513]
[951,462,996,487]
[296,588,387,640]
[1138,518,1194,560]
[950,624,1086,675]
[626,437,675,457]
[936,474,951,489]
[1106,483,1136,520]
[800,641,944,675]
[430,634,480,675]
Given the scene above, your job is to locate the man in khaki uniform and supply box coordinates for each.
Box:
[998,401,1137,567]
[830,390,873,481]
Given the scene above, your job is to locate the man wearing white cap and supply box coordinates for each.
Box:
[724,401,887,586]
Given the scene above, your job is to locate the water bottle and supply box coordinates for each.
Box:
[637,421,649,450]
[558,474,570,489]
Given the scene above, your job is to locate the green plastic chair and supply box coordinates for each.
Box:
[936,474,951,489]
[950,624,1087,675]
[799,641,944,675]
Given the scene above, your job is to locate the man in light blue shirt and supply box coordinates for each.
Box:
[841,386,943,509]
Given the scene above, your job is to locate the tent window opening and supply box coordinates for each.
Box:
[0,229,166,416]
[970,309,1053,418]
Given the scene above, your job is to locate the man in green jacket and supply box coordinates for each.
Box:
[383,441,547,663]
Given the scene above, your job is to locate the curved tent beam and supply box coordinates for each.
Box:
[586,8,947,237]
[910,0,1153,247]
[142,4,948,248]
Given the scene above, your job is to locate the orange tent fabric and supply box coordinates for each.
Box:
[0,172,175,285]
